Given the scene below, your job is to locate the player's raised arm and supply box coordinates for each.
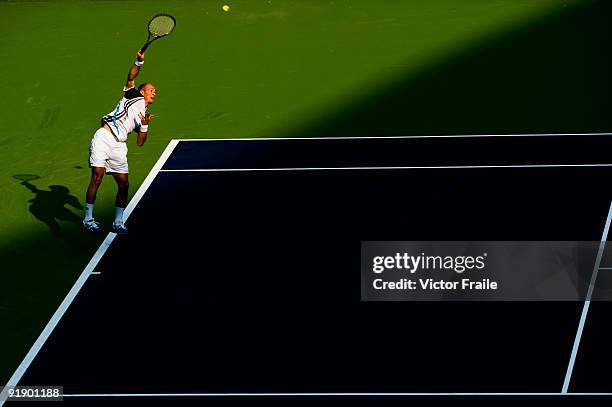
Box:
[126,50,145,90]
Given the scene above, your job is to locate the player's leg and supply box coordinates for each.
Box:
[84,128,111,233]
[86,167,105,205]
[112,172,129,209]
[111,172,129,234]
[106,140,130,234]
[83,167,105,233]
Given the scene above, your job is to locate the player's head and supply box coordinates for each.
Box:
[138,83,156,105]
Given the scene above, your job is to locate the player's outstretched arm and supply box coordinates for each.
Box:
[21,181,38,193]
[126,50,145,89]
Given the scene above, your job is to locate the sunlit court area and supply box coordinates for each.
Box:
[1,0,612,405]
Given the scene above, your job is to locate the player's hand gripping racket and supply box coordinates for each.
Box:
[140,14,176,52]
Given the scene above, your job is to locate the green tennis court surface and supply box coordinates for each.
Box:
[1,0,611,403]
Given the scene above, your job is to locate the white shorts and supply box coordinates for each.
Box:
[88,127,129,173]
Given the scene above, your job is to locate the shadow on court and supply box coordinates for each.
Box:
[0,175,106,382]
[288,0,612,137]
[20,180,83,236]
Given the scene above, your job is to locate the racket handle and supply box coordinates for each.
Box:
[140,42,150,53]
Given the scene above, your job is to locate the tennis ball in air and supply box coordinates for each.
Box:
[222,5,230,12]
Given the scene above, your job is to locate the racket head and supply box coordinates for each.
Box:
[12,174,40,182]
[148,14,176,38]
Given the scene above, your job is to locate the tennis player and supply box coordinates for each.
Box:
[83,50,155,234]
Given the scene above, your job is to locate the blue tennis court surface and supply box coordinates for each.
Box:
[4,135,612,403]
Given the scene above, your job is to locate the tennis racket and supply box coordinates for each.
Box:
[140,14,176,52]
[13,174,40,182]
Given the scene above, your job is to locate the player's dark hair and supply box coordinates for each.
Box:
[138,83,151,91]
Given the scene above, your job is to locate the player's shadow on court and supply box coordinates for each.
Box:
[20,181,83,235]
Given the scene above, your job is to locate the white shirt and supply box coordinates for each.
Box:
[101,86,146,142]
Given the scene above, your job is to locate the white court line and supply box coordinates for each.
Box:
[177,132,612,141]
[160,163,612,172]
[0,140,179,406]
[61,392,612,398]
[562,200,612,393]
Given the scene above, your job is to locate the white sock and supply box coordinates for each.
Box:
[84,203,94,221]
[115,207,125,225]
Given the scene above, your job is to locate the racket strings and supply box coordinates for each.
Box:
[148,15,175,37]
[13,174,41,182]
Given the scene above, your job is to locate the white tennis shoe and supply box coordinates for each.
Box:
[111,221,128,235]
[83,218,103,234]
